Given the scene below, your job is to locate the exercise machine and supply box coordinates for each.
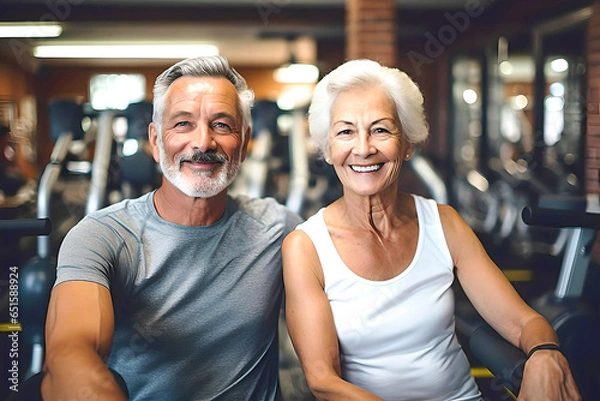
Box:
[118,101,158,199]
[0,218,51,401]
[522,196,600,400]
[457,195,600,400]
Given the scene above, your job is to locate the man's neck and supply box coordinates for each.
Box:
[153,184,228,226]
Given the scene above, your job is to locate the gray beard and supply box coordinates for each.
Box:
[158,147,241,198]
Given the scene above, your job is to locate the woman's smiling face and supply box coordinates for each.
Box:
[328,85,412,197]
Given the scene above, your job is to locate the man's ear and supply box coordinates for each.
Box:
[148,122,161,163]
[240,127,251,162]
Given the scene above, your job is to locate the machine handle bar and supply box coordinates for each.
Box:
[0,218,52,237]
[522,206,600,229]
[456,315,525,395]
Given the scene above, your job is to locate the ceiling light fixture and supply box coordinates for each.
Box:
[274,62,319,84]
[33,44,219,59]
[0,22,62,38]
[273,36,319,84]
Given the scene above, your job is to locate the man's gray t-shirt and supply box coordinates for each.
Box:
[55,192,302,400]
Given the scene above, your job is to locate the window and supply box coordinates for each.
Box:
[89,74,146,110]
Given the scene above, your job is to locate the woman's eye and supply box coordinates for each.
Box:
[373,127,390,134]
[337,129,352,136]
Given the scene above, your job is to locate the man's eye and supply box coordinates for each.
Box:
[213,122,233,131]
[174,121,190,127]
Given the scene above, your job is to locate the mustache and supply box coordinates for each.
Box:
[177,150,228,164]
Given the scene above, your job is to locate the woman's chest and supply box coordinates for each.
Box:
[332,226,419,281]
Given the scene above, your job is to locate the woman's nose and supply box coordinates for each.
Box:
[353,132,376,157]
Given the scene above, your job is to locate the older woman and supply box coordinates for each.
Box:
[282,59,580,401]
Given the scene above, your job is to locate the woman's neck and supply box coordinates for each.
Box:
[335,186,406,235]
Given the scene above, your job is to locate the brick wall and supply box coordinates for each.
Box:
[588,0,600,195]
[345,0,397,67]
[587,0,600,262]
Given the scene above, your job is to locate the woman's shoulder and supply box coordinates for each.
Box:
[296,207,326,231]
[432,201,473,242]
[435,202,462,223]
[407,193,460,219]
[283,220,325,287]
[286,207,330,253]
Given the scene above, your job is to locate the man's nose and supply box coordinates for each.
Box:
[191,125,217,152]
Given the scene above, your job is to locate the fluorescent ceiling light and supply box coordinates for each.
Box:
[0,23,62,38]
[273,63,319,84]
[33,44,219,59]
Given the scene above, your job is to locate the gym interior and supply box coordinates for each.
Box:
[1,0,599,400]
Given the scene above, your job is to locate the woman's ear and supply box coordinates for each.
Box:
[404,144,414,161]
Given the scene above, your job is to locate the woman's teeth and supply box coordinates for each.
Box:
[351,164,383,173]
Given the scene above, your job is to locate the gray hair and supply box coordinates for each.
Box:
[152,55,254,143]
[308,59,429,158]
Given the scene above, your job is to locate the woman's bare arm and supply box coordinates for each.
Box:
[283,230,383,401]
[440,204,580,401]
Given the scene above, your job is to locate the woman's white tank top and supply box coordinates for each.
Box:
[296,195,481,401]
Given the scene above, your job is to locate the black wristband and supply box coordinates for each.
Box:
[527,343,563,359]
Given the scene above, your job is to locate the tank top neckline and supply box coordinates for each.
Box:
[318,194,425,286]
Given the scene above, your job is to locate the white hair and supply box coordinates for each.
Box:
[308,59,429,158]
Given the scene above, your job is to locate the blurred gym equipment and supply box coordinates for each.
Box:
[457,195,600,400]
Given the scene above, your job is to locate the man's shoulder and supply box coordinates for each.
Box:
[81,192,154,228]
[229,195,302,228]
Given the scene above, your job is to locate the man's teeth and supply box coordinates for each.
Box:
[351,164,382,173]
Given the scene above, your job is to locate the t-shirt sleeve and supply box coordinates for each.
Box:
[244,195,304,236]
[283,207,304,235]
[54,215,122,290]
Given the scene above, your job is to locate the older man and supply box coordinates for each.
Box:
[41,55,302,401]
